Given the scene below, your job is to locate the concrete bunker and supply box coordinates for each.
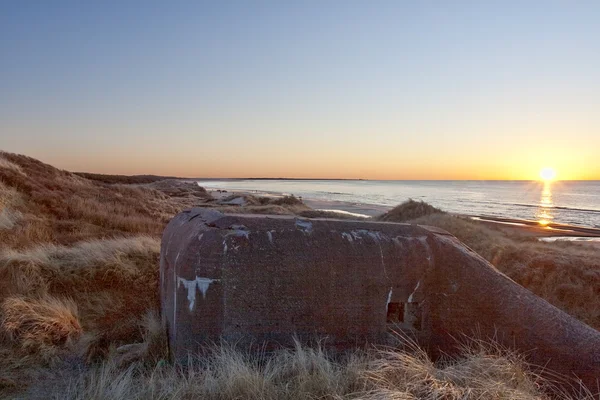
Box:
[161,208,600,390]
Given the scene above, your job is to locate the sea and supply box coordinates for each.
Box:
[196,180,600,229]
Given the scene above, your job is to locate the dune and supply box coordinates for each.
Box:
[0,150,598,399]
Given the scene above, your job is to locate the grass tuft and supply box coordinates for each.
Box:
[376,199,444,222]
[54,336,593,400]
[1,295,82,360]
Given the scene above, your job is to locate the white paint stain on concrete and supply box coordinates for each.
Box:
[295,219,313,234]
[226,227,250,239]
[451,282,459,293]
[377,241,389,280]
[177,276,220,311]
[196,278,214,299]
[350,230,389,242]
[222,225,250,254]
[343,230,390,279]
[370,231,387,241]
[408,281,420,303]
[418,236,433,266]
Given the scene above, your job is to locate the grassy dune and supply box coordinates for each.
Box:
[0,152,598,399]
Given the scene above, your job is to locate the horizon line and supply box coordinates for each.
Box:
[74,172,598,182]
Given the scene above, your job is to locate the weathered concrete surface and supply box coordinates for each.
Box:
[161,208,600,390]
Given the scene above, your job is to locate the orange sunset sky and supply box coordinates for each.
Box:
[1,2,599,180]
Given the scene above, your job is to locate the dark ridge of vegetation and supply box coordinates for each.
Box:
[269,195,304,206]
[220,194,304,207]
[74,172,178,185]
[145,179,212,199]
[376,199,444,222]
[219,193,263,205]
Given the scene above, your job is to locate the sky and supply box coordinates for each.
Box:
[1,1,599,180]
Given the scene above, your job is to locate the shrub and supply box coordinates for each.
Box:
[377,199,444,222]
[1,295,82,360]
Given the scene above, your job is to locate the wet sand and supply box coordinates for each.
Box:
[469,216,600,238]
[301,198,389,217]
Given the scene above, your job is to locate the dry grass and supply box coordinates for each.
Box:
[376,199,444,222]
[0,207,22,230]
[269,195,305,206]
[58,340,366,400]
[364,335,548,400]
[197,193,314,216]
[42,333,587,400]
[75,172,177,185]
[144,179,211,199]
[1,295,82,360]
[1,150,599,398]
[0,151,207,248]
[218,193,305,207]
[0,155,25,175]
[0,181,23,230]
[0,236,162,392]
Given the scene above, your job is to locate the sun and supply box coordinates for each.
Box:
[539,167,557,181]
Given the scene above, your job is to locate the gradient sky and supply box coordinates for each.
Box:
[1,1,599,179]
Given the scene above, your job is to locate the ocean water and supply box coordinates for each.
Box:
[197,180,600,228]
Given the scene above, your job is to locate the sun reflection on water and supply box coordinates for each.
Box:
[536,181,554,226]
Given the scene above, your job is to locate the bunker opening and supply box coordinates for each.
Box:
[387,301,422,330]
[386,302,404,323]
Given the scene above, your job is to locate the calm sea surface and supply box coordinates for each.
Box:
[197,180,600,228]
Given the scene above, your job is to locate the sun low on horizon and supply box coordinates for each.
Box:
[540,167,557,182]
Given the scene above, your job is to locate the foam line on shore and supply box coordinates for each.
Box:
[316,209,372,218]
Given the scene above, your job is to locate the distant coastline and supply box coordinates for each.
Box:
[75,171,600,182]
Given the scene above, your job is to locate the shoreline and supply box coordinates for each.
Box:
[468,215,600,238]
[203,187,600,240]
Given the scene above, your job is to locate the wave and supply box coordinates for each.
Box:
[315,191,351,196]
[510,203,600,214]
